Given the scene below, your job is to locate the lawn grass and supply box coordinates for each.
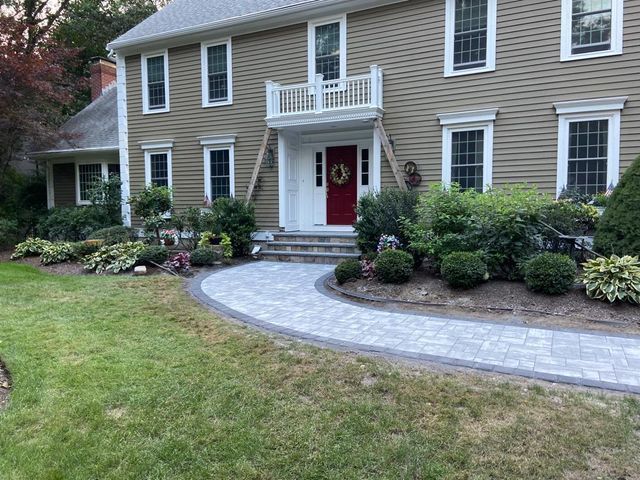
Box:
[0,262,639,479]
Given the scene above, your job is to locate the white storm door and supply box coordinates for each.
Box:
[285,140,300,231]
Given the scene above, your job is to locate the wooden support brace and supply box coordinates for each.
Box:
[374,118,407,191]
[246,127,273,201]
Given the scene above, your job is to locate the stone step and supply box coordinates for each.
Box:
[260,250,360,265]
[272,232,357,244]
[267,241,359,254]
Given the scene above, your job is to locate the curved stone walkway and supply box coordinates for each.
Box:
[193,262,640,393]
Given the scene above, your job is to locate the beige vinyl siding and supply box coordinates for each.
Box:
[126,0,640,229]
[126,24,308,229]
[348,0,640,191]
[52,163,76,207]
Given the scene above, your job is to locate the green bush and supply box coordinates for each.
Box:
[582,255,640,304]
[36,207,113,242]
[209,198,256,257]
[540,201,599,240]
[416,184,477,236]
[82,242,146,274]
[137,245,169,265]
[0,218,19,249]
[334,259,362,285]
[594,155,640,256]
[440,251,488,289]
[190,247,222,266]
[72,240,103,258]
[428,233,477,266]
[11,238,52,259]
[354,189,419,254]
[88,225,134,245]
[40,242,75,265]
[199,231,232,258]
[524,253,577,295]
[87,175,122,226]
[374,249,414,284]
[129,186,173,242]
[0,169,47,242]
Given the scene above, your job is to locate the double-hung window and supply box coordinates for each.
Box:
[437,108,498,192]
[141,140,174,189]
[200,135,236,204]
[201,39,232,107]
[77,163,104,204]
[554,97,626,196]
[308,16,346,83]
[142,51,170,114]
[561,0,623,61]
[444,0,497,76]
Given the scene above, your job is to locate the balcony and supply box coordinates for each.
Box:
[265,65,384,128]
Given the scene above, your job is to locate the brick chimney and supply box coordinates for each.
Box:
[90,57,117,101]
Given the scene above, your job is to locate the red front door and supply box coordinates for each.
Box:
[326,145,358,226]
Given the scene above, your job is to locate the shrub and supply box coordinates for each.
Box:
[36,207,113,241]
[334,259,362,285]
[72,240,103,258]
[170,207,215,250]
[40,242,75,265]
[354,189,419,254]
[374,249,414,284]
[0,218,19,250]
[137,245,169,265]
[165,252,190,273]
[209,198,256,257]
[0,169,47,242]
[594,155,640,256]
[199,231,232,258]
[190,247,222,266]
[416,184,477,236]
[83,242,146,274]
[582,255,640,304]
[11,237,52,259]
[440,251,488,289]
[524,253,577,295]
[428,233,477,266]
[129,186,173,242]
[88,225,134,246]
[87,175,122,225]
[540,201,599,239]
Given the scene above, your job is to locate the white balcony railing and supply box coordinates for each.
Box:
[265,65,383,122]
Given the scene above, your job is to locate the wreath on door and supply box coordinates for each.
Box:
[330,163,351,186]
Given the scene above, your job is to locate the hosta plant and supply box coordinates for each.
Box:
[83,242,146,274]
[40,242,75,265]
[582,255,640,304]
[11,238,52,259]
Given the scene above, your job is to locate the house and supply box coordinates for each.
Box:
[32,58,120,209]
[103,0,636,257]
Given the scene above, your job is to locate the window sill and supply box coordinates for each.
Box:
[444,66,496,78]
[143,107,170,115]
[202,100,233,108]
[560,50,622,62]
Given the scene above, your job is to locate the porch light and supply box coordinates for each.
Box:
[265,146,275,168]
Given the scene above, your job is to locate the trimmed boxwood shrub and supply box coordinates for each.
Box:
[190,247,222,266]
[88,225,134,246]
[441,251,488,289]
[137,245,169,265]
[594,155,640,256]
[374,249,414,284]
[524,253,577,295]
[334,259,362,285]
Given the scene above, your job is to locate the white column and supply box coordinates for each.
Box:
[116,53,132,226]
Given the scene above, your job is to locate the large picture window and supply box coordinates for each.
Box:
[201,40,232,107]
[142,51,170,114]
[77,163,103,203]
[561,0,623,61]
[444,0,496,76]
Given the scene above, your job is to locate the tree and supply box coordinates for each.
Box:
[593,155,640,257]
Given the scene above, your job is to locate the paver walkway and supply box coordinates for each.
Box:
[196,262,640,393]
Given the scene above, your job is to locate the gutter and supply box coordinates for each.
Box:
[107,0,407,51]
[29,146,119,159]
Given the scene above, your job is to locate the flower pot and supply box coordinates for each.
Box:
[163,238,175,247]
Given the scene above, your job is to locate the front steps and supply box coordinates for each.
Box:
[258,232,361,264]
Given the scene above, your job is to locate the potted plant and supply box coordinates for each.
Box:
[160,229,179,247]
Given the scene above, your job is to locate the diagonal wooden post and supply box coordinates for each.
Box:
[246,127,273,201]
[374,118,407,191]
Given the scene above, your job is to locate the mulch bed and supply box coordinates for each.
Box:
[332,269,640,335]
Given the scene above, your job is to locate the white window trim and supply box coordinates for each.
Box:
[75,161,110,206]
[438,108,497,192]
[307,14,347,83]
[143,149,173,189]
[444,0,497,77]
[203,144,235,202]
[560,0,623,62]
[200,38,233,108]
[141,50,170,115]
[555,100,625,197]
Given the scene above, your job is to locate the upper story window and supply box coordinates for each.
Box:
[141,51,170,114]
[308,15,346,83]
[561,0,623,61]
[554,97,626,197]
[437,108,498,192]
[201,39,233,107]
[444,0,497,77]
